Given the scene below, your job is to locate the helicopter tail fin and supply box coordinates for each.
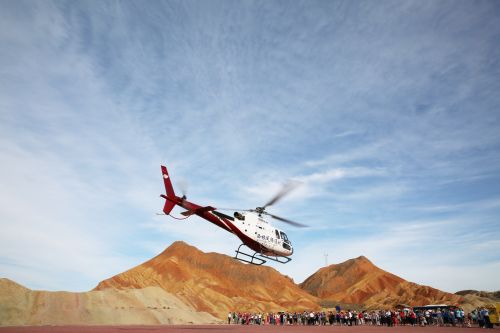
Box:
[161,165,176,214]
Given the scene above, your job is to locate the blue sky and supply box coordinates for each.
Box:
[1,0,499,293]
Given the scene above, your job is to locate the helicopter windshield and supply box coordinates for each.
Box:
[280,231,289,242]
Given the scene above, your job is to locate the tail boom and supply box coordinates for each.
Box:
[159,165,233,234]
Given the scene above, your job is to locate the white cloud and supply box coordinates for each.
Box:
[281,216,500,291]
[1,0,499,294]
[297,166,387,184]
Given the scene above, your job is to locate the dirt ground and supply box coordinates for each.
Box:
[0,325,498,333]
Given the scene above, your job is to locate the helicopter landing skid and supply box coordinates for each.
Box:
[234,244,266,265]
[258,253,292,264]
[234,244,291,265]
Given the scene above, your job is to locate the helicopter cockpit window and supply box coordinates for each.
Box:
[275,229,280,239]
[280,231,289,242]
[234,212,245,220]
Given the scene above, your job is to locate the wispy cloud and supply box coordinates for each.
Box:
[411,197,500,214]
[1,0,499,292]
[281,215,500,292]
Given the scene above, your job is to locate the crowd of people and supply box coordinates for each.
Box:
[227,307,495,328]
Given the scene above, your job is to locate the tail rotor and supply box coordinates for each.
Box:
[161,165,177,214]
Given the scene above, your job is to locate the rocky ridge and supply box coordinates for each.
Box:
[94,241,319,319]
[300,255,463,309]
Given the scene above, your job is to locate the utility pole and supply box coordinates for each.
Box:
[324,253,328,267]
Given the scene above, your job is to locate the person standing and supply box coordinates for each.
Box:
[484,308,492,329]
[478,308,485,328]
[455,308,463,327]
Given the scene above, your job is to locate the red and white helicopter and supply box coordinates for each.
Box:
[159,165,307,265]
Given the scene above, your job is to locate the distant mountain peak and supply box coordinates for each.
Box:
[159,240,199,256]
[318,255,378,276]
[300,255,461,308]
[342,255,374,267]
[354,255,371,262]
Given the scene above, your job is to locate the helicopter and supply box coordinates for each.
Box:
[159,165,307,265]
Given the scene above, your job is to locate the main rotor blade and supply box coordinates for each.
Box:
[217,208,254,212]
[262,181,300,209]
[265,212,308,228]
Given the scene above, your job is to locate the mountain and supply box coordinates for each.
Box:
[3,242,483,326]
[455,290,500,299]
[300,256,462,309]
[455,290,500,312]
[0,278,219,326]
[94,241,319,319]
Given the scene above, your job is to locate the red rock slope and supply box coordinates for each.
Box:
[94,241,319,318]
[300,256,462,309]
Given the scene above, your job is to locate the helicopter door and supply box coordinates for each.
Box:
[275,229,280,239]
